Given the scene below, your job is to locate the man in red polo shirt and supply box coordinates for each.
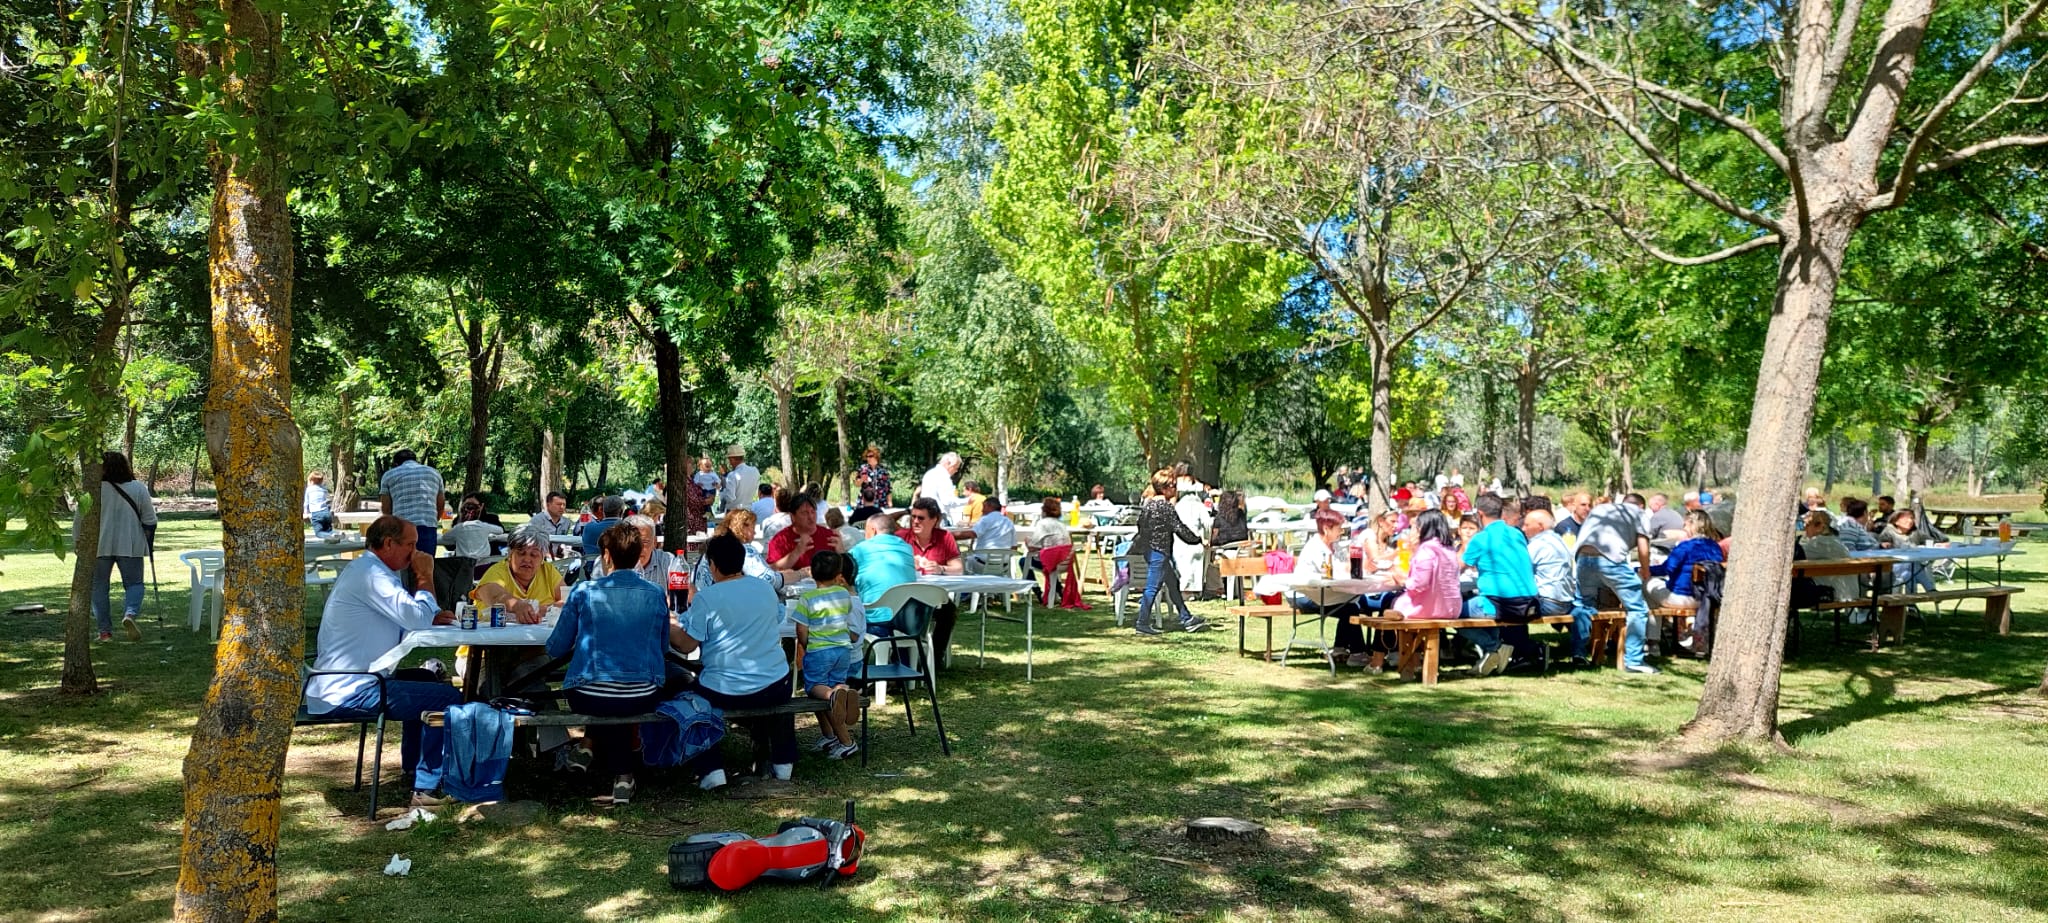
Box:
[767,492,838,576]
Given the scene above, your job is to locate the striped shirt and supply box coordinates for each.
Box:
[573,679,658,699]
[796,586,857,651]
[379,461,443,526]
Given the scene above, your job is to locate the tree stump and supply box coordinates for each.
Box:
[1184,817,1267,844]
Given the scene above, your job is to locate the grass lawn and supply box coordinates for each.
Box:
[3,513,2047,921]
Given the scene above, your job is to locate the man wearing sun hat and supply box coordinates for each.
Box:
[719,445,760,515]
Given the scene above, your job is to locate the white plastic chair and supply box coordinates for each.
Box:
[181,550,225,638]
[866,583,952,708]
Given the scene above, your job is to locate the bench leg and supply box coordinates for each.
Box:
[1984,595,2013,635]
[1421,631,1441,685]
[1612,622,1625,671]
[1878,605,1907,645]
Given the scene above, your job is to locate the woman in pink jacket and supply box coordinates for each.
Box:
[1393,510,1508,676]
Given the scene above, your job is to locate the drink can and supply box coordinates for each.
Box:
[489,604,505,628]
[458,603,477,631]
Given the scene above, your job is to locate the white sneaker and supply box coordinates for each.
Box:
[827,741,860,761]
[770,763,793,781]
[698,769,728,791]
[1475,646,1512,677]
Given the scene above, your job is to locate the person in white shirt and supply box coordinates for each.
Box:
[758,487,794,547]
[304,471,334,534]
[720,445,760,514]
[440,497,507,559]
[305,516,461,808]
[1173,488,1212,594]
[748,484,779,525]
[1522,509,1578,616]
[918,452,965,524]
[1021,496,1072,580]
[968,499,1018,574]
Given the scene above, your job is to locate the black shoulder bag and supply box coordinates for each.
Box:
[109,481,156,553]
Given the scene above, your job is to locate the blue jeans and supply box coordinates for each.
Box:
[309,511,336,533]
[1136,549,1192,627]
[91,555,144,633]
[1572,556,1649,667]
[338,677,465,792]
[415,525,438,556]
[1895,562,1936,595]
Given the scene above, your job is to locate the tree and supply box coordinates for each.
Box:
[981,0,1293,482]
[1476,0,2048,745]
[1128,0,1600,505]
[1,0,202,694]
[484,0,949,549]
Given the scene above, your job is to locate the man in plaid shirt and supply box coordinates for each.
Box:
[378,449,446,553]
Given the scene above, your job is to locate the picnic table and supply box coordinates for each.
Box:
[1791,555,1902,647]
[1922,507,2021,534]
[1851,541,2025,635]
[303,535,365,559]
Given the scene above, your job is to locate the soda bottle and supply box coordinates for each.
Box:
[668,562,689,612]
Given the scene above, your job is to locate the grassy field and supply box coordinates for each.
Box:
[3,512,2047,922]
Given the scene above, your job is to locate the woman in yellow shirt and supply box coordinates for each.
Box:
[472,532,566,622]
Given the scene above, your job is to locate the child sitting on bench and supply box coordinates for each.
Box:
[793,551,864,760]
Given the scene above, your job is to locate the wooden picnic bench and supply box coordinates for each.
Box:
[1349,613,1625,685]
[1877,585,2024,637]
[420,697,843,729]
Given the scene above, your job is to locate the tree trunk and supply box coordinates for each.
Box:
[171,3,302,919]
[331,390,356,512]
[832,381,852,504]
[1684,216,1855,747]
[62,263,131,695]
[1823,431,1837,493]
[1869,435,1882,497]
[653,327,692,551]
[64,446,109,696]
[191,440,203,497]
[1894,429,1911,500]
[1368,343,1395,511]
[538,425,564,498]
[775,385,794,486]
[460,306,497,499]
[1908,429,1931,499]
[1513,362,1538,490]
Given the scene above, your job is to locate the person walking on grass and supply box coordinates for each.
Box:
[1131,468,1208,636]
[88,451,156,642]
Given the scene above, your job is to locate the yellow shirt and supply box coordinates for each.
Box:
[960,491,986,525]
[471,560,565,608]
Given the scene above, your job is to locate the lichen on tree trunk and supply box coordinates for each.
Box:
[168,2,304,920]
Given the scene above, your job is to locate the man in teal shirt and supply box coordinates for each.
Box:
[1462,493,1543,673]
[848,511,916,628]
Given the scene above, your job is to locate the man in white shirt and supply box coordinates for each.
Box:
[1523,508,1587,667]
[971,497,1017,550]
[305,516,460,807]
[919,451,965,524]
[720,445,760,514]
[758,488,793,546]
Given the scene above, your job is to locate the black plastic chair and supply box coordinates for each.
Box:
[294,667,390,818]
[858,583,953,767]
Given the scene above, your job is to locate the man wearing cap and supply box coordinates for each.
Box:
[720,445,759,515]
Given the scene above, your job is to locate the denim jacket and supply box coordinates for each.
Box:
[546,570,670,689]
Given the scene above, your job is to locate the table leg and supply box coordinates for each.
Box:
[1025,594,1034,681]
[462,646,486,700]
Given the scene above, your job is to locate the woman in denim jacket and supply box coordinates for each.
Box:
[547,524,679,805]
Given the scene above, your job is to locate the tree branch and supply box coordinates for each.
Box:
[1879,0,2048,205]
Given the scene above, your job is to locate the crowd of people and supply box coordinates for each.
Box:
[263,439,1980,808]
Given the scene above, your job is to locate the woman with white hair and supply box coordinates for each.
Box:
[601,514,676,586]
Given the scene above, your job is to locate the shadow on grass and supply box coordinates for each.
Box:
[3,549,2048,921]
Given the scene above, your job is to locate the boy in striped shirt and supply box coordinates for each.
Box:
[793,551,864,759]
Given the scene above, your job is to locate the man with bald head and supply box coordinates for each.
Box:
[1523,508,1589,669]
